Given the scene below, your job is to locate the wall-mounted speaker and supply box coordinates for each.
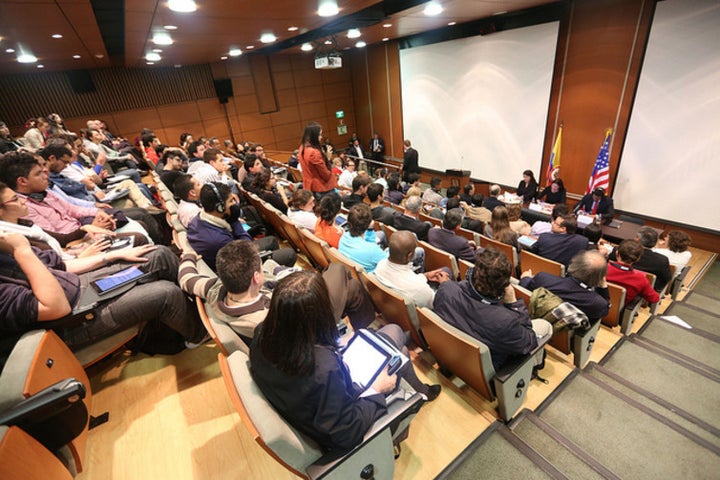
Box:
[67,70,96,94]
[213,78,234,104]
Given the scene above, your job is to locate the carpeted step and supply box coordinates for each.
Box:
[660,303,720,338]
[683,292,720,316]
[693,261,720,298]
[586,342,720,449]
[535,371,720,479]
[638,317,720,373]
[436,422,557,480]
[510,411,613,480]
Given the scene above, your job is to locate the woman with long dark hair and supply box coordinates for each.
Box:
[250,271,439,453]
[298,122,336,199]
[516,169,538,202]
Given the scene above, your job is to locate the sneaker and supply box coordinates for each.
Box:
[423,384,442,402]
[184,333,211,350]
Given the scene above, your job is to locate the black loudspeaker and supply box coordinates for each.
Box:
[213,78,233,104]
[66,70,96,94]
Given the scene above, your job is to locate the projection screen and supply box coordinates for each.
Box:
[399,21,559,187]
[616,0,720,232]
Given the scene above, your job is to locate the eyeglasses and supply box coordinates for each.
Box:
[0,194,20,206]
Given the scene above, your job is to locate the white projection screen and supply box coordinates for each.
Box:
[616,0,720,232]
[399,21,559,187]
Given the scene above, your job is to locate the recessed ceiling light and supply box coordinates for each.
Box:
[229,48,242,57]
[174,64,182,68]
[153,48,163,53]
[146,61,155,65]
[220,56,228,60]
[152,32,173,45]
[318,0,339,17]
[260,33,277,43]
[37,64,44,68]
[245,45,254,49]
[383,23,392,28]
[95,54,104,58]
[288,26,299,32]
[168,0,196,13]
[300,43,313,52]
[72,54,81,59]
[146,52,161,62]
[347,28,361,39]
[6,48,15,53]
[424,1,443,16]
[324,40,333,45]
[382,37,389,42]
[17,53,37,63]
[164,25,178,30]
[355,41,366,48]
[51,34,63,39]
[447,21,456,26]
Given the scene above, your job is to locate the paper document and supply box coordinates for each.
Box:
[659,315,692,329]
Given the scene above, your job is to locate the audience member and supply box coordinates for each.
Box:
[338,203,388,273]
[188,147,234,188]
[385,174,404,204]
[393,195,432,242]
[158,149,186,192]
[337,158,357,189]
[369,132,385,163]
[342,174,370,209]
[531,214,588,268]
[506,203,532,236]
[606,239,660,304]
[241,154,263,190]
[462,193,491,224]
[428,208,482,262]
[287,189,317,231]
[530,203,569,237]
[367,183,395,225]
[653,230,692,277]
[374,167,388,190]
[520,250,610,319]
[582,223,612,256]
[483,184,504,212]
[187,182,295,271]
[22,117,49,151]
[433,249,552,371]
[610,226,671,292]
[459,183,474,204]
[422,177,443,205]
[440,185,460,208]
[314,193,344,248]
[174,175,202,228]
[484,206,520,251]
[251,168,289,214]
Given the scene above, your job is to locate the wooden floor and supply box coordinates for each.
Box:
[76,246,715,480]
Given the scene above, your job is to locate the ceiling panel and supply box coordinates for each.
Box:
[0,0,558,74]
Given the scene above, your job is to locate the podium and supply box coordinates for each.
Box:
[445,169,471,187]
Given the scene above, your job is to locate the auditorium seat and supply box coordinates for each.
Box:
[0,426,74,480]
[298,228,331,270]
[323,246,365,283]
[519,250,565,277]
[417,240,459,280]
[196,297,247,356]
[477,234,518,273]
[218,351,423,480]
[416,307,548,421]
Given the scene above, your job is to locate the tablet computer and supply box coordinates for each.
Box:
[341,329,408,390]
[90,265,151,295]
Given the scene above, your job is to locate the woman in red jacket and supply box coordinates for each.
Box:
[298,122,336,199]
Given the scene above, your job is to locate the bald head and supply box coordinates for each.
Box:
[388,230,418,264]
[567,250,608,287]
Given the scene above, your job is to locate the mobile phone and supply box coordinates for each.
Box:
[387,355,402,375]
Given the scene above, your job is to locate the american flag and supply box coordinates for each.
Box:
[585,130,611,194]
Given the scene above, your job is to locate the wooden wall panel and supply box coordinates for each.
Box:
[156,103,202,127]
[276,89,299,108]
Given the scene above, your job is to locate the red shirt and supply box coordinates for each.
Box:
[607,262,660,304]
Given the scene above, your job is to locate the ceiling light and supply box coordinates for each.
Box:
[301,43,313,52]
[51,34,63,39]
[447,21,456,26]
[146,62,155,65]
[245,45,254,49]
[168,0,197,13]
[260,33,277,44]
[220,56,228,60]
[324,40,332,45]
[152,32,173,45]
[153,48,163,53]
[318,0,339,17]
[229,48,242,57]
[355,41,366,48]
[164,25,178,30]
[382,37,389,42]
[37,64,44,68]
[17,53,37,63]
[347,28,361,39]
[288,26,299,32]
[383,23,392,28]
[72,54,81,59]
[6,48,15,53]
[95,54,104,58]
[424,1,443,16]
[146,52,161,61]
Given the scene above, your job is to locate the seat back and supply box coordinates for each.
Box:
[360,272,425,348]
[0,425,73,480]
[196,297,248,356]
[323,247,366,282]
[279,215,312,258]
[670,265,690,301]
[219,352,322,478]
[457,259,474,281]
[381,223,398,242]
[299,228,331,270]
[418,212,442,228]
[602,282,627,327]
[416,307,496,401]
[519,249,565,277]
[0,330,91,473]
[456,227,479,245]
[478,234,518,271]
[417,240,459,280]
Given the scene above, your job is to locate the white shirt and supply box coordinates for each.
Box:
[287,209,317,232]
[188,162,233,187]
[530,221,552,237]
[653,248,692,277]
[338,169,356,189]
[178,200,201,228]
[373,259,436,312]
